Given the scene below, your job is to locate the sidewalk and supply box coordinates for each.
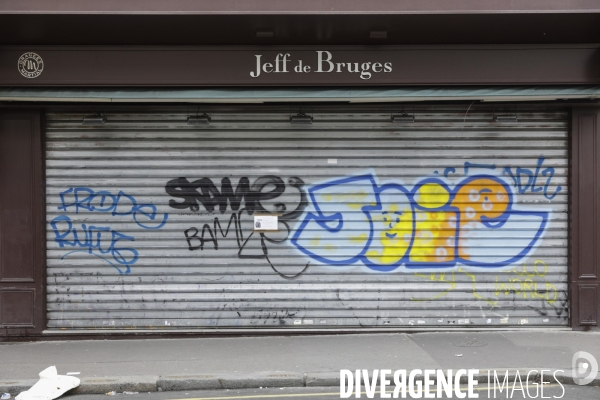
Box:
[1,331,599,395]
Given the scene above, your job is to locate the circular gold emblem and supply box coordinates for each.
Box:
[18,52,44,78]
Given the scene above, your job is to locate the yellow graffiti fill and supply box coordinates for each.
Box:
[366,204,413,265]
[320,193,333,202]
[409,210,455,263]
[414,182,450,208]
[324,243,337,252]
[409,183,455,263]
[331,191,374,209]
[309,236,321,246]
[349,233,368,244]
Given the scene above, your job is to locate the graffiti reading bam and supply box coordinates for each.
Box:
[291,173,549,272]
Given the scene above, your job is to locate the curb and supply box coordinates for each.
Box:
[1,369,599,396]
[157,372,305,391]
[73,376,158,395]
[0,379,37,397]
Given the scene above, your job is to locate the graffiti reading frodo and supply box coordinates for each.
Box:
[51,187,168,274]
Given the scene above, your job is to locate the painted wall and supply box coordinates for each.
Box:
[44,108,569,329]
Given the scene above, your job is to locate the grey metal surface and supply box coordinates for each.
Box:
[2,85,600,102]
[44,105,569,330]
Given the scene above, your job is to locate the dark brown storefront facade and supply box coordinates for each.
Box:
[1,1,600,340]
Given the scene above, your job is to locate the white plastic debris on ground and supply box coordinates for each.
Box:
[16,366,80,400]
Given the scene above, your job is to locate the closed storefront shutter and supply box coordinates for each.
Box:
[45,105,569,331]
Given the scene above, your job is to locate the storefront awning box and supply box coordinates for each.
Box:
[0,86,599,103]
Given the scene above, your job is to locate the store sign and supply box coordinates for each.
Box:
[250,51,392,80]
[0,46,597,86]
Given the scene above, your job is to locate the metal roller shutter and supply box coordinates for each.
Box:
[45,105,569,331]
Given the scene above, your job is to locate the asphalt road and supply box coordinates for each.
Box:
[54,384,600,400]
